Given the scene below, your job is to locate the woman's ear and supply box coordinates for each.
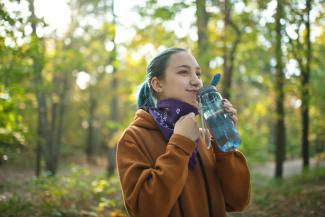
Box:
[150,77,163,93]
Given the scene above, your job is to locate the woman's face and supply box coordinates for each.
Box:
[154,51,203,107]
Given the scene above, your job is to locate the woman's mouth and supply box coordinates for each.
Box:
[186,90,199,95]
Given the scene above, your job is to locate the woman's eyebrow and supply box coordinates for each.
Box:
[176,65,201,70]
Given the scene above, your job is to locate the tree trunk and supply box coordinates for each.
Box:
[195,0,210,81]
[47,100,58,174]
[47,72,70,173]
[107,76,118,176]
[220,0,241,100]
[54,72,69,171]
[86,87,97,164]
[29,0,52,176]
[106,0,118,177]
[35,138,42,176]
[274,0,286,179]
[301,0,311,169]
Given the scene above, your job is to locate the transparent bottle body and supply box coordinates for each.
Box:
[198,89,241,152]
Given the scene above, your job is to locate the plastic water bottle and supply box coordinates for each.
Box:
[197,85,241,152]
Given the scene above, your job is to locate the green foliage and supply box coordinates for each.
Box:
[245,167,325,216]
[137,0,191,20]
[0,0,324,169]
[0,166,127,217]
[0,89,28,163]
[0,0,35,164]
[0,1,324,216]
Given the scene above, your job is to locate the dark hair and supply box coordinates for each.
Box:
[137,48,187,108]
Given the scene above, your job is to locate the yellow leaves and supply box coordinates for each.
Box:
[105,130,124,149]
[110,209,127,217]
[255,102,268,117]
[91,179,108,194]
[128,91,137,104]
[96,198,115,212]
[90,178,126,216]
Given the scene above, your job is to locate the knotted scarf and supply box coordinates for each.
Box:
[147,98,200,170]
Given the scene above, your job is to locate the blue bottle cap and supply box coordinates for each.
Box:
[210,73,221,86]
[197,85,217,99]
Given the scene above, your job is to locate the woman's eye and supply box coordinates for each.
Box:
[196,72,201,77]
[178,70,188,75]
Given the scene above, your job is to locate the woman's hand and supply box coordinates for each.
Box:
[174,112,200,142]
[222,99,238,124]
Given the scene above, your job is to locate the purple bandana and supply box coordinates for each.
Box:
[147,98,199,170]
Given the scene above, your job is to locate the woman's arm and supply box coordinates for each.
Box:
[117,133,196,217]
[212,145,251,212]
[210,99,250,211]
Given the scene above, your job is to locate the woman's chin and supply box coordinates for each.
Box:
[187,99,199,108]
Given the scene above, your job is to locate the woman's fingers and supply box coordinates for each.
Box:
[229,113,238,124]
[174,112,199,142]
[178,112,195,122]
[224,107,237,114]
[222,99,238,124]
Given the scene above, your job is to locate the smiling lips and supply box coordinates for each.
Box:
[187,90,199,95]
[186,90,199,100]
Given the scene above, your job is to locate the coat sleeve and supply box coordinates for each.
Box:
[212,141,251,212]
[116,133,196,217]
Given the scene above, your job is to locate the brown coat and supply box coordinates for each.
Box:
[116,109,250,217]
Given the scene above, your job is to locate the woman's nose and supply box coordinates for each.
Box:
[190,74,202,87]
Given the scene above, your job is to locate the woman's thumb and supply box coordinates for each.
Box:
[187,112,195,118]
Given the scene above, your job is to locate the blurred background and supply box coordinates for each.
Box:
[0,0,324,216]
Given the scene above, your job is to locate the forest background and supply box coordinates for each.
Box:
[0,0,324,216]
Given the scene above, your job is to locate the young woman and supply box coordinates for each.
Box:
[116,48,250,217]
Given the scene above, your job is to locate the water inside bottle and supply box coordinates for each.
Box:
[206,110,241,152]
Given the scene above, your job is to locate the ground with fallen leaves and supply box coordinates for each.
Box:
[230,167,325,217]
[1,159,324,217]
